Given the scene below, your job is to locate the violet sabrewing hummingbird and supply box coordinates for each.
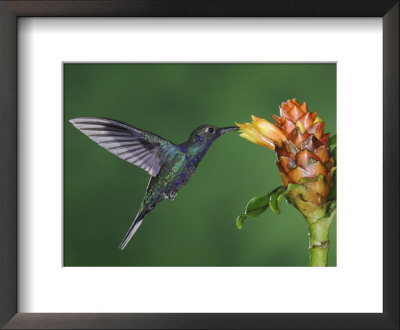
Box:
[70,117,238,250]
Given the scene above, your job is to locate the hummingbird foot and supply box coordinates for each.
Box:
[169,191,177,201]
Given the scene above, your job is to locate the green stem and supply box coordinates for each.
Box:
[307,209,336,267]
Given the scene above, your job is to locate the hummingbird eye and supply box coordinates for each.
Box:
[207,127,214,134]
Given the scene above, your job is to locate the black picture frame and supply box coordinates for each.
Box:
[0,1,398,329]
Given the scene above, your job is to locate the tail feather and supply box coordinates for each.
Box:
[118,206,149,250]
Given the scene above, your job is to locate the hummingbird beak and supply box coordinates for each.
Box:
[219,126,238,135]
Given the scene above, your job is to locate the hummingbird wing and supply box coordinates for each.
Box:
[70,117,177,177]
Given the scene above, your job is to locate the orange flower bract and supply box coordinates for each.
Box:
[237,98,335,207]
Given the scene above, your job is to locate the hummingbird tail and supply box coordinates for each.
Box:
[118,206,149,251]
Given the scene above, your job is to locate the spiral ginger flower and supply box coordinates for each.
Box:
[236,99,336,267]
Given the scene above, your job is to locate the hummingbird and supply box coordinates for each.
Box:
[69,117,238,250]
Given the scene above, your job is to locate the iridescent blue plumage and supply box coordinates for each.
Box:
[70,118,237,250]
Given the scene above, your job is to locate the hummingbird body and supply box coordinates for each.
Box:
[70,118,237,250]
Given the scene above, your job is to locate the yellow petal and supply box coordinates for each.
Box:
[238,129,275,150]
[295,120,306,134]
[258,136,275,150]
[251,117,287,147]
[239,132,257,144]
[313,116,323,124]
[250,115,266,123]
[236,122,258,135]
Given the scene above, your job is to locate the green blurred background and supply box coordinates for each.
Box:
[64,63,336,267]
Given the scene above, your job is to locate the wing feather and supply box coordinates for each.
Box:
[70,117,176,177]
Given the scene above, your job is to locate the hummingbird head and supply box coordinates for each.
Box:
[187,124,238,145]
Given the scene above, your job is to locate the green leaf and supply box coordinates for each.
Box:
[328,168,337,201]
[329,135,337,165]
[277,191,287,209]
[236,215,246,230]
[269,186,286,214]
[332,147,336,164]
[245,194,270,217]
[328,135,336,149]
[327,200,337,214]
[235,186,290,229]
[298,175,321,184]
[235,193,271,229]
